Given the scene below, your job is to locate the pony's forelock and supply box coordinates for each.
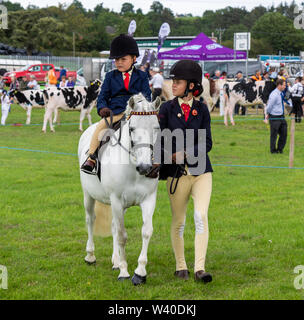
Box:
[125,93,154,117]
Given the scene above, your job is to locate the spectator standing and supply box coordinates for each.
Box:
[251,70,262,82]
[9,74,19,91]
[149,67,164,101]
[47,66,57,87]
[278,70,287,81]
[234,71,246,116]
[263,71,269,80]
[212,70,221,80]
[288,76,303,123]
[266,79,288,153]
[1,90,12,125]
[269,68,278,80]
[220,71,227,80]
[19,75,28,91]
[59,66,67,82]
[0,75,5,93]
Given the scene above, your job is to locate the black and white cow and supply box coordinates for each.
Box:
[223,80,277,125]
[10,89,45,125]
[42,79,102,132]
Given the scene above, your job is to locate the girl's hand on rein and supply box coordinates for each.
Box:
[172,151,186,164]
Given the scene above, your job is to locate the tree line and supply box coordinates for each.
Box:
[1,0,304,57]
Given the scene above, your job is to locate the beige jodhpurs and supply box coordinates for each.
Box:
[166,172,212,272]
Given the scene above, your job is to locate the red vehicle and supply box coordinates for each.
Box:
[3,63,77,85]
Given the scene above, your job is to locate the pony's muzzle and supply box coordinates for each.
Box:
[136,164,152,175]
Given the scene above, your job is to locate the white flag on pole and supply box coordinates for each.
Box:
[158,22,170,52]
[128,20,137,37]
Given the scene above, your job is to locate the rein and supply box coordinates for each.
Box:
[104,109,158,160]
[103,109,186,193]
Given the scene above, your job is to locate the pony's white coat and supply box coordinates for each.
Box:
[78,94,161,280]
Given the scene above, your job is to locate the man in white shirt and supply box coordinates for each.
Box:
[266,79,287,153]
[27,75,39,90]
[1,90,12,125]
[149,67,164,101]
[288,76,303,123]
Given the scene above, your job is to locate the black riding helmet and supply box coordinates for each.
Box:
[109,34,140,59]
[170,60,203,98]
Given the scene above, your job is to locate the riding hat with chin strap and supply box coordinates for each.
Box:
[169,60,203,98]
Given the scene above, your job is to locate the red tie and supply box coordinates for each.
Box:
[180,103,191,121]
[124,72,130,91]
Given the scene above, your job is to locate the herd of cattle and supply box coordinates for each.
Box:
[9,77,279,131]
[10,79,102,132]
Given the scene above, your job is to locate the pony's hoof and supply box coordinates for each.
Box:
[118,276,130,281]
[84,255,96,265]
[112,266,119,271]
[132,273,146,286]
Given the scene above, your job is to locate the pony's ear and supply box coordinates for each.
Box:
[153,96,162,111]
[128,96,135,109]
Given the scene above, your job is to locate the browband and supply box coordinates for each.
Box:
[127,111,158,119]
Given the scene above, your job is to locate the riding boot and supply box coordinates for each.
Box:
[81,152,98,174]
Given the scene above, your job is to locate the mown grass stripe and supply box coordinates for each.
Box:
[1,146,304,170]
[0,146,77,156]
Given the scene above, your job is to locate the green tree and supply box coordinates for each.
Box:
[32,17,70,52]
[250,38,274,57]
[245,6,267,28]
[9,10,49,54]
[92,3,104,19]
[252,12,304,54]
[70,0,86,15]
[150,1,164,14]
[223,24,248,42]
[120,3,134,15]
[1,1,24,11]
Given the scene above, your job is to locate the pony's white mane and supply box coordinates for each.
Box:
[125,93,154,117]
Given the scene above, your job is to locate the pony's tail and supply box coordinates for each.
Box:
[93,201,112,237]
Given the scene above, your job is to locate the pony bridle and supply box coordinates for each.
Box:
[105,109,159,162]
[127,111,159,161]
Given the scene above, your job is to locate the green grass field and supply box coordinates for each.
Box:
[0,105,304,300]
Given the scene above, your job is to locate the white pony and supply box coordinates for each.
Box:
[78,93,161,285]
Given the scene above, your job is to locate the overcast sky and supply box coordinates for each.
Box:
[16,0,303,16]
